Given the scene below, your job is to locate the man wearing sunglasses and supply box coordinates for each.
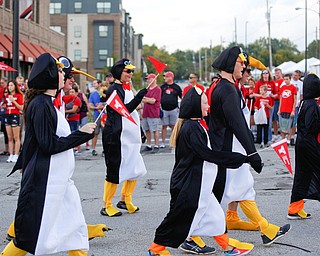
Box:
[182,73,205,97]
[210,46,290,250]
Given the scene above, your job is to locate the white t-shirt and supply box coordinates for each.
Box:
[290,79,303,107]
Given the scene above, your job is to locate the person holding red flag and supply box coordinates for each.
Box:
[287,73,320,220]
[101,58,148,217]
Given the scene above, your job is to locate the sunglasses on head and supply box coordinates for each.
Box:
[123,69,134,74]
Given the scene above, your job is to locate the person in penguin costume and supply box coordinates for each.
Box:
[2,53,108,256]
[100,58,148,217]
[287,73,320,219]
[147,87,255,256]
[209,46,291,246]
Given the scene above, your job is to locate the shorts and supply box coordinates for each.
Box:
[272,100,280,121]
[161,108,179,126]
[291,106,299,127]
[93,115,102,135]
[141,117,161,132]
[279,112,293,134]
[68,120,79,133]
[80,116,88,128]
[4,114,20,127]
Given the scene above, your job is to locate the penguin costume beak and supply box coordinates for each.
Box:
[71,67,96,80]
[247,56,266,70]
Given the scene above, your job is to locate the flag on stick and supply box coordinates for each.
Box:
[106,90,137,125]
[0,62,17,72]
[148,56,167,74]
[271,139,293,174]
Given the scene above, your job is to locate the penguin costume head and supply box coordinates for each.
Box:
[303,73,320,100]
[179,86,206,119]
[212,46,247,74]
[28,53,64,90]
[57,56,96,82]
[111,58,136,81]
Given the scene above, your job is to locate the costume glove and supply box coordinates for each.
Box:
[248,153,264,174]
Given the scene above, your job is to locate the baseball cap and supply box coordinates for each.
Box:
[146,73,156,79]
[164,71,174,78]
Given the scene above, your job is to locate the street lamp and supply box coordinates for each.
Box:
[296,2,320,73]
[245,21,249,51]
[266,0,273,69]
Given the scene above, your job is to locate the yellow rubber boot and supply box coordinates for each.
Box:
[121,180,139,213]
[240,200,280,240]
[1,241,27,256]
[148,242,170,255]
[226,209,259,231]
[87,224,110,240]
[102,181,122,217]
[7,221,15,240]
[68,250,88,256]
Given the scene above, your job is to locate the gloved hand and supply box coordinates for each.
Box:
[247,153,264,174]
[136,88,148,99]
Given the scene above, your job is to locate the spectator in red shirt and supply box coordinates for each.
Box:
[0,77,9,155]
[246,78,256,127]
[142,73,162,153]
[4,80,24,163]
[64,84,82,133]
[278,74,297,143]
[272,68,284,141]
[254,85,273,147]
[182,73,205,97]
[253,69,277,143]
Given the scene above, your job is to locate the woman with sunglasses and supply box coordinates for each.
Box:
[101,58,148,217]
[2,53,107,256]
[253,69,277,144]
[4,80,24,163]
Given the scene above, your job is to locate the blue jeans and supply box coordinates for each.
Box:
[68,120,79,133]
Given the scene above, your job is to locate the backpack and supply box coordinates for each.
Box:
[78,93,88,113]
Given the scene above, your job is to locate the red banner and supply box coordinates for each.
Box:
[148,56,167,74]
[271,139,293,174]
[106,90,137,125]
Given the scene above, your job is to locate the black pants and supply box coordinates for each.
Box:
[256,119,269,144]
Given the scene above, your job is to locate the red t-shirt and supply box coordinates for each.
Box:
[245,88,255,110]
[142,86,162,118]
[279,84,297,113]
[254,80,277,96]
[182,84,205,97]
[63,95,81,121]
[0,86,6,103]
[5,93,23,115]
[254,96,273,118]
[274,78,284,100]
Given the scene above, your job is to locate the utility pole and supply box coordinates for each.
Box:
[204,49,208,83]
[266,0,273,69]
[305,0,308,75]
[234,17,237,44]
[210,40,213,73]
[198,50,202,82]
[245,21,248,51]
[12,0,19,78]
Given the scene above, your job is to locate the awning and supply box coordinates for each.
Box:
[21,40,40,60]
[0,43,9,58]
[30,43,45,55]
[5,35,35,63]
[0,33,24,61]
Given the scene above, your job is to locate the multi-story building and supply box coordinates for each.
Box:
[49,0,143,82]
[0,0,65,79]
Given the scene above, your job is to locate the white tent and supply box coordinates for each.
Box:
[291,57,320,74]
[272,61,296,74]
[274,58,320,75]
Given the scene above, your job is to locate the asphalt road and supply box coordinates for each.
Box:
[0,140,319,256]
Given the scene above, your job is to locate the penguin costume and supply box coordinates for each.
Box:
[101,59,148,217]
[209,46,290,246]
[147,87,253,256]
[2,53,107,256]
[288,73,320,219]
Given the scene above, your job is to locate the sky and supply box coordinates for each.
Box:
[122,0,320,53]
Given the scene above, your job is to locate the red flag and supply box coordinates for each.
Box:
[148,56,167,74]
[271,139,293,174]
[0,62,17,72]
[106,90,137,125]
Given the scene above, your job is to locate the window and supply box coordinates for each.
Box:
[96,73,103,80]
[50,26,62,33]
[98,26,108,37]
[74,49,81,61]
[74,2,82,13]
[74,26,82,38]
[97,2,111,13]
[49,3,62,14]
[99,49,108,60]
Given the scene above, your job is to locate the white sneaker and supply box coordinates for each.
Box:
[6,154,14,163]
[160,144,166,148]
[11,154,19,163]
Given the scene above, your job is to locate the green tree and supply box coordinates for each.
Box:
[308,39,320,58]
